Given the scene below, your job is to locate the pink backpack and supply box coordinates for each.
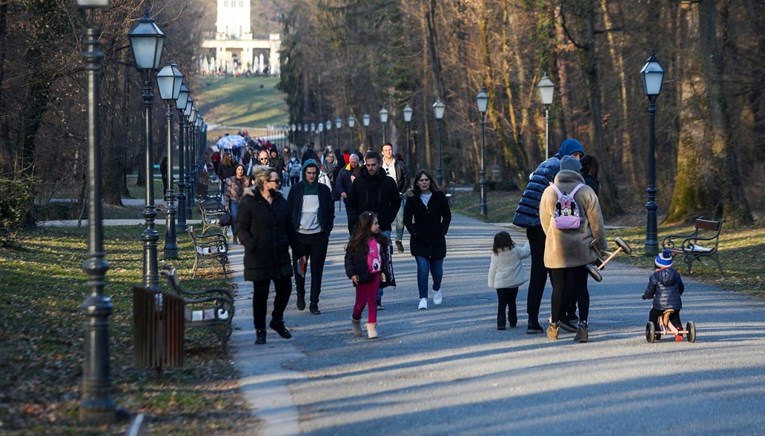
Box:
[550,183,584,230]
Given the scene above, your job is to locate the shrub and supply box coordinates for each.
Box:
[0,175,36,245]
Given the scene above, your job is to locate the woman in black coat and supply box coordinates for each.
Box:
[403,170,451,310]
[236,167,305,345]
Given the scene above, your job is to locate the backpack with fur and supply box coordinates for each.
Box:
[550,182,585,230]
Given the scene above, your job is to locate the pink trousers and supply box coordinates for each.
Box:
[352,275,380,324]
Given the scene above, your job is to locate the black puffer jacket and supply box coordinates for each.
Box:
[403,190,451,260]
[642,267,685,311]
[236,188,304,282]
[347,168,400,231]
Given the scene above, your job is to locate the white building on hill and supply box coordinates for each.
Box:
[201,0,281,76]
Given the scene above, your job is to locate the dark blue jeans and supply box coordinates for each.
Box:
[415,255,443,299]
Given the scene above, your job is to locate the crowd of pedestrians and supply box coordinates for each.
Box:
[213,136,616,344]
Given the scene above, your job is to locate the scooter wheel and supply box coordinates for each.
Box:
[646,322,656,343]
[686,321,697,343]
[615,237,632,255]
[587,264,603,282]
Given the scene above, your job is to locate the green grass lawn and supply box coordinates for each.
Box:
[449,189,765,298]
[0,223,254,432]
[198,76,288,132]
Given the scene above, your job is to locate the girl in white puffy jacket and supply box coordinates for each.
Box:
[488,231,531,330]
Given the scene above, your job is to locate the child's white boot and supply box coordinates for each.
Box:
[366,322,378,339]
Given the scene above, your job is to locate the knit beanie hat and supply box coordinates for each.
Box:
[560,155,582,172]
[655,249,673,268]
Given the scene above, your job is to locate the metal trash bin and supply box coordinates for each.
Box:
[132,287,184,369]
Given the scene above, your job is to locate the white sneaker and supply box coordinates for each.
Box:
[433,290,443,306]
[418,298,428,310]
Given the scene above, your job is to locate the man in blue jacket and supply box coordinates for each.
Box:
[287,159,335,314]
[512,138,585,333]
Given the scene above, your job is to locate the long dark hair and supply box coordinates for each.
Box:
[580,155,599,178]
[492,231,516,254]
[412,169,438,194]
[346,211,387,254]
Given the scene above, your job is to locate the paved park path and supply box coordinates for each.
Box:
[228,208,765,435]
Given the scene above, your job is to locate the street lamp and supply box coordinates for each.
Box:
[156,61,183,259]
[537,72,554,159]
[291,124,296,147]
[129,9,165,290]
[641,52,665,256]
[183,98,194,203]
[335,116,342,149]
[326,119,332,148]
[403,104,413,174]
[77,0,116,423]
[362,113,370,150]
[476,88,489,218]
[347,115,355,149]
[175,82,189,228]
[318,122,324,148]
[433,97,445,188]
[379,107,389,144]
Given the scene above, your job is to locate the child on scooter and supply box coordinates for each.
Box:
[642,249,685,341]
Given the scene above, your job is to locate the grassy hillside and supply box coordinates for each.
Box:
[197,75,288,136]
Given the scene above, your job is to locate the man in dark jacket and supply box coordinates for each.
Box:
[236,167,305,345]
[381,143,410,253]
[347,150,400,309]
[287,159,335,314]
[512,138,585,334]
[335,153,360,234]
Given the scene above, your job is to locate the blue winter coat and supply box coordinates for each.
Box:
[642,268,685,311]
[512,138,585,228]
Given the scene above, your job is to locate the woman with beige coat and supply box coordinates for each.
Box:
[540,155,607,343]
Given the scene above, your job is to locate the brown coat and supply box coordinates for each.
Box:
[540,170,607,269]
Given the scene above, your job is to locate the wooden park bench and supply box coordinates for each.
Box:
[661,217,724,273]
[188,225,229,278]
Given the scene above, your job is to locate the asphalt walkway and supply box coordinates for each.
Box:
[227,207,765,435]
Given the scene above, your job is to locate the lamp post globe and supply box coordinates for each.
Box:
[476,88,488,218]
[433,98,445,188]
[77,0,116,423]
[536,72,554,159]
[641,52,665,256]
[129,9,165,290]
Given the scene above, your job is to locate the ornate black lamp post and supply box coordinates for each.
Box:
[347,115,355,149]
[183,98,194,205]
[536,73,554,159]
[129,10,165,289]
[325,119,332,148]
[476,88,489,218]
[335,117,342,148]
[77,0,116,423]
[403,104,413,174]
[362,113,370,150]
[156,62,183,259]
[433,97,445,188]
[379,107,389,144]
[641,52,665,256]
[175,82,189,227]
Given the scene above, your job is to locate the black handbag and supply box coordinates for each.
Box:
[380,243,396,288]
[218,211,232,226]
